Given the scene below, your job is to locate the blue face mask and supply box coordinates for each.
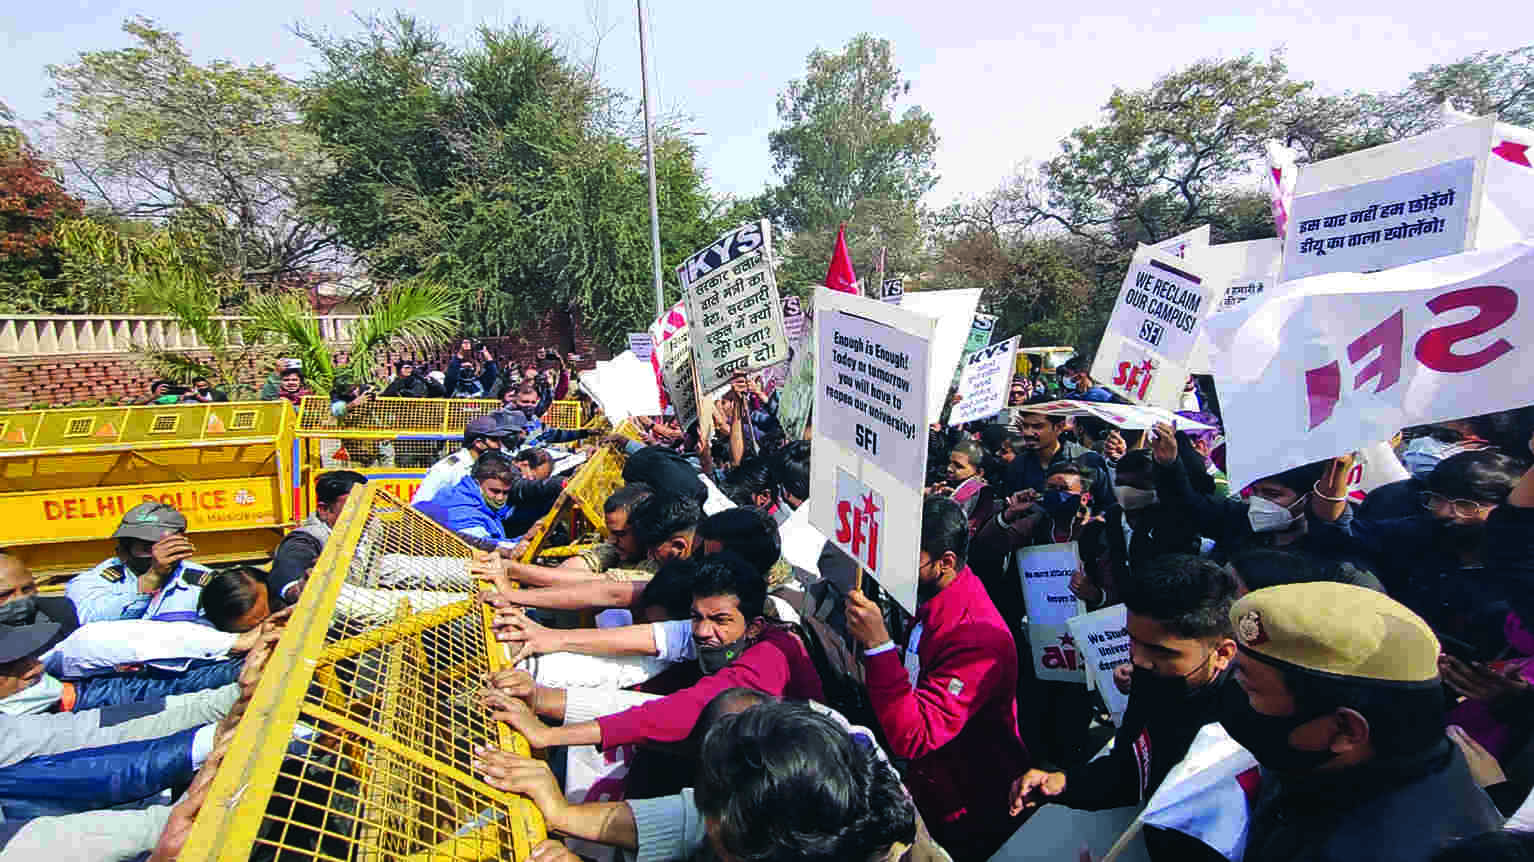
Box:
[1401,436,1478,481]
[1061,376,1079,391]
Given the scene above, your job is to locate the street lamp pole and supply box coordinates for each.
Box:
[638,0,665,316]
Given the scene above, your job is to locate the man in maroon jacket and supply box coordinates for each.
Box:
[490,553,823,750]
[847,496,1030,860]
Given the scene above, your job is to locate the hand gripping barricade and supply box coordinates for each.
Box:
[178,484,546,861]
[0,402,299,582]
[510,420,644,564]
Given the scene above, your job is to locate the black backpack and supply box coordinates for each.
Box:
[780,577,911,738]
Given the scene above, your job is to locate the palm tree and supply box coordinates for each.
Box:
[243,281,460,394]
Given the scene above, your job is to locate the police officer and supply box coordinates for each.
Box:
[1222,582,1502,862]
[66,502,211,625]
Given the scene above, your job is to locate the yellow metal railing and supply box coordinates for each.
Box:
[296,396,503,439]
[512,420,641,564]
[180,485,544,861]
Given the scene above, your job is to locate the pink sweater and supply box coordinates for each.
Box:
[597,627,824,748]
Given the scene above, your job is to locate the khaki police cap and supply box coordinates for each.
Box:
[1231,582,1440,684]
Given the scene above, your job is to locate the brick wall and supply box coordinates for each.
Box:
[0,309,612,408]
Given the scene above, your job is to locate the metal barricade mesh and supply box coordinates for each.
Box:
[296,397,501,438]
[541,401,583,431]
[514,428,635,563]
[181,484,544,861]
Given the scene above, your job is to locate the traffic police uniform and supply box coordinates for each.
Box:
[65,503,211,625]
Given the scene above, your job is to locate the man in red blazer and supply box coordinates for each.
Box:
[847,496,1031,860]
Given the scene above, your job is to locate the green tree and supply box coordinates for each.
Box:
[1043,52,1307,246]
[46,17,334,285]
[300,16,731,348]
[0,103,86,310]
[764,35,939,288]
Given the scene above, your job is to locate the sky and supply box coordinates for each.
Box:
[0,0,1525,208]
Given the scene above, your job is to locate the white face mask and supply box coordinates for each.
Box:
[1247,494,1306,533]
[1115,485,1158,511]
[0,673,62,716]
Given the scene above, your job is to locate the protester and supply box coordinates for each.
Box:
[185,377,224,403]
[1005,399,1112,503]
[844,497,1027,860]
[486,553,823,751]
[264,366,311,407]
[411,417,511,504]
[415,451,520,547]
[442,341,496,398]
[382,360,445,398]
[1009,554,1240,861]
[1057,357,1116,402]
[562,483,656,575]
[67,503,211,625]
[257,358,301,400]
[270,471,368,608]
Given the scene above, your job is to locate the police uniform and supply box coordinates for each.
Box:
[65,503,212,625]
[1226,583,1503,862]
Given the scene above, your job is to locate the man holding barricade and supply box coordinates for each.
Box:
[67,502,212,625]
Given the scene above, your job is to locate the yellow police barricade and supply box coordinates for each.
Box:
[513,419,644,564]
[179,484,545,861]
[296,395,502,507]
[0,402,299,581]
[543,399,584,431]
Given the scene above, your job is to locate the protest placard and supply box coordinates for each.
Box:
[677,220,791,391]
[898,288,983,422]
[626,333,654,362]
[1207,239,1534,493]
[880,278,905,303]
[810,288,934,614]
[1019,400,1218,431]
[1156,224,1210,259]
[781,295,806,340]
[1091,246,1215,408]
[1018,542,1087,683]
[950,336,1019,426]
[579,351,662,423]
[647,302,698,429]
[1067,604,1131,724]
[1281,118,1492,282]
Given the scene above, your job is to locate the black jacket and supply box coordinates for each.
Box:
[382,373,445,399]
[1243,742,1502,862]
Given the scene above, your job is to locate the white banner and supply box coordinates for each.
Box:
[1281,118,1491,282]
[679,220,791,391]
[811,288,934,614]
[1156,224,1210,259]
[1092,245,1215,407]
[1019,542,1087,683]
[1067,603,1131,725]
[1208,240,1533,493]
[951,336,1019,426]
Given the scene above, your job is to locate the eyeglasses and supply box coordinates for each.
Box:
[1419,491,1496,518]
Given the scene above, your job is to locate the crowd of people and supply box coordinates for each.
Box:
[9,340,1534,862]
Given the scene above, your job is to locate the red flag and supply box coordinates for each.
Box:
[824,224,859,294]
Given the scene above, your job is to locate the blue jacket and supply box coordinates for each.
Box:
[415,475,508,543]
[0,684,235,822]
[71,658,244,713]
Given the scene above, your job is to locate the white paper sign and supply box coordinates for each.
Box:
[810,288,935,615]
[1018,542,1087,683]
[781,295,806,340]
[881,278,905,303]
[679,220,791,391]
[1156,224,1210,259]
[626,333,654,362]
[1281,118,1492,283]
[1067,604,1132,724]
[816,301,932,491]
[898,288,983,423]
[1207,239,1534,493]
[648,303,697,429]
[1092,246,1215,408]
[1347,441,1411,502]
[951,336,1019,426]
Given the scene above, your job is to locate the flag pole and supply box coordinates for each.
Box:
[637,0,665,316]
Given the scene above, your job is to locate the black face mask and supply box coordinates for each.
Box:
[1131,654,1217,701]
[1042,489,1082,521]
[696,631,758,675]
[1219,678,1338,774]
[123,554,154,576]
